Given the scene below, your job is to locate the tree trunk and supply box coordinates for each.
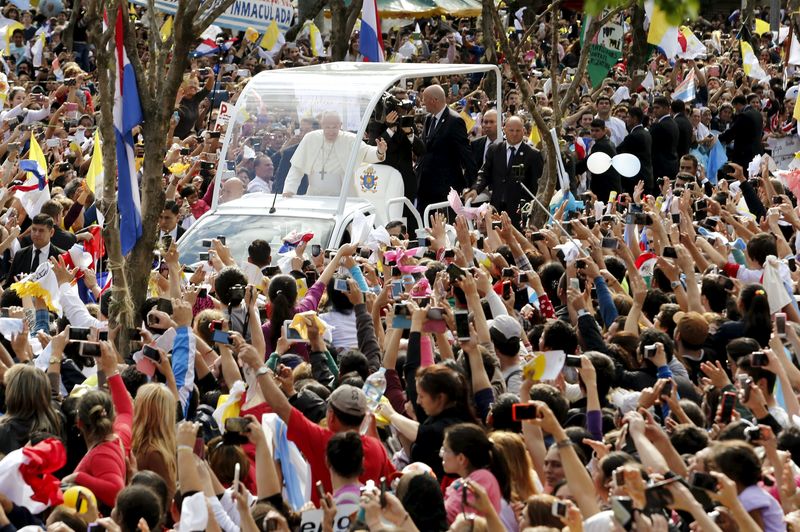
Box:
[489,6,559,228]
[329,0,363,60]
[480,0,497,99]
[87,0,238,344]
[85,2,136,345]
[626,4,649,90]
[63,0,80,50]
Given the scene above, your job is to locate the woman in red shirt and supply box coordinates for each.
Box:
[62,342,133,513]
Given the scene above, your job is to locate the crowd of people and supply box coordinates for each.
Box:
[0,0,798,531]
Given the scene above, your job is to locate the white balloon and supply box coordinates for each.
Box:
[586,152,612,174]
[611,153,641,178]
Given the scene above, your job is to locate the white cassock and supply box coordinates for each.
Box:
[283,129,381,196]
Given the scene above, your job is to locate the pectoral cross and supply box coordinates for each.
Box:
[319,168,327,181]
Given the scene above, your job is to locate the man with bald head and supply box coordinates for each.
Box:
[415,84,477,214]
[464,115,543,227]
[471,109,499,169]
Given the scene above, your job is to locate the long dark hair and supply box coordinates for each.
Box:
[417,364,478,424]
[445,423,511,501]
[268,275,298,347]
[740,284,771,347]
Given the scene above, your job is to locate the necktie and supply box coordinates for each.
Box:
[31,249,41,271]
[508,146,517,171]
[428,116,437,137]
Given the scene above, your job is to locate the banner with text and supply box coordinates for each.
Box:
[131,0,294,33]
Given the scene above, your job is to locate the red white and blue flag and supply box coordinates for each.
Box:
[359,0,384,62]
[114,6,143,255]
[194,38,236,57]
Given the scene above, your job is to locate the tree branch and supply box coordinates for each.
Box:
[490,5,557,226]
[559,1,632,117]
[512,5,555,58]
[549,5,562,126]
[287,0,328,42]
[193,0,239,36]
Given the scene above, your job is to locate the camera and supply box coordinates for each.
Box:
[510,164,525,181]
[374,91,414,123]
[228,284,245,306]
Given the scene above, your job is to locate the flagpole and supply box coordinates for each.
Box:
[205,39,226,134]
[516,181,590,258]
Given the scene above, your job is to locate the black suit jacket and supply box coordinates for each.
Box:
[5,243,64,287]
[380,127,425,201]
[470,136,492,170]
[719,106,763,168]
[617,125,654,195]
[474,141,543,225]
[674,113,693,157]
[415,108,477,212]
[575,137,621,203]
[273,143,308,195]
[649,116,680,182]
[19,227,76,252]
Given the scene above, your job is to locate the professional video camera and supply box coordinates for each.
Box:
[373,91,414,123]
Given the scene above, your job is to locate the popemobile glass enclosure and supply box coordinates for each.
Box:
[211,62,502,218]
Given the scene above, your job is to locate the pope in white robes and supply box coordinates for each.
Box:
[282,111,388,197]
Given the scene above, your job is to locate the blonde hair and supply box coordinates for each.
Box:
[131,384,177,484]
[489,431,538,502]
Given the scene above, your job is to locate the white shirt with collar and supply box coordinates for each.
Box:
[31,243,50,269]
[160,227,178,241]
[246,176,272,194]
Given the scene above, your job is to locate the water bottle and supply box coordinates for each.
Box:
[362,368,387,411]
[360,368,387,435]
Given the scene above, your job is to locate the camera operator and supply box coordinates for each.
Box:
[370,87,425,231]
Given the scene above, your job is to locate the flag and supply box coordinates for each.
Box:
[114,6,143,255]
[789,32,800,66]
[308,22,324,56]
[741,40,769,80]
[677,26,706,59]
[0,72,8,105]
[244,26,259,43]
[459,110,475,132]
[14,134,49,217]
[199,24,222,42]
[755,18,770,35]
[672,69,696,101]
[2,21,23,54]
[710,30,722,53]
[10,262,62,313]
[793,93,800,122]
[360,0,384,62]
[159,16,172,42]
[529,125,541,146]
[412,23,421,41]
[86,130,103,194]
[277,231,313,254]
[0,438,65,513]
[82,225,105,263]
[259,20,284,57]
[646,0,681,59]
[51,56,63,81]
[31,32,44,68]
[193,37,235,57]
[640,71,655,90]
